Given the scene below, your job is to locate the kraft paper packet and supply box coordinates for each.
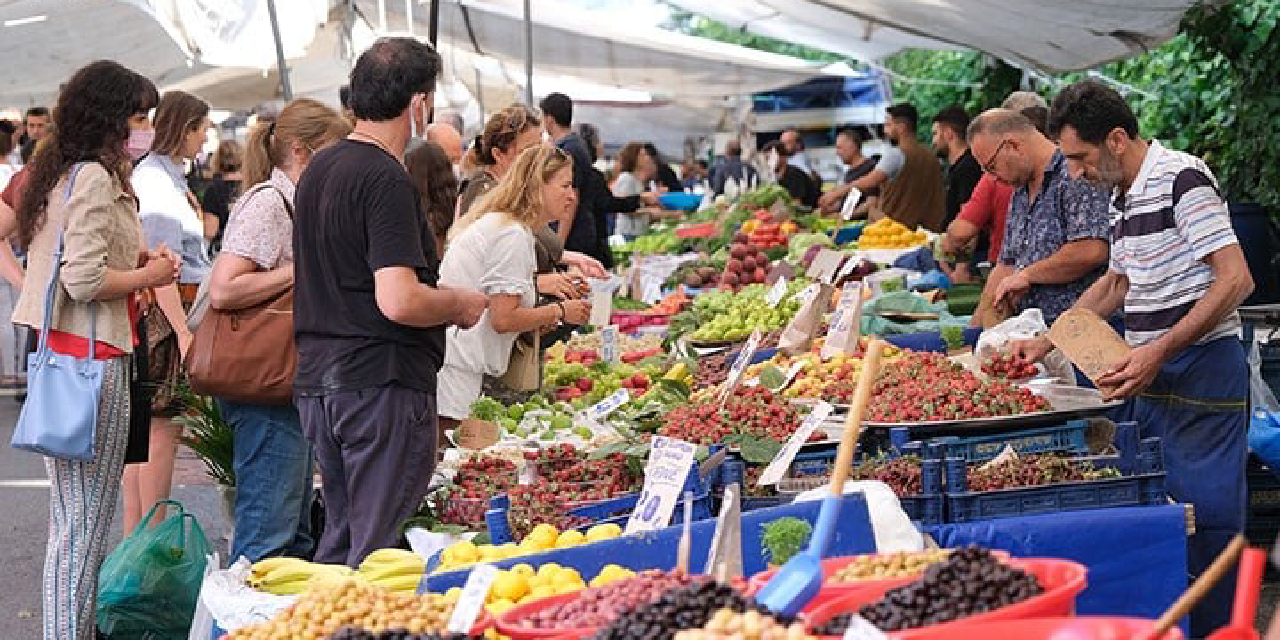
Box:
[1046,308,1131,390]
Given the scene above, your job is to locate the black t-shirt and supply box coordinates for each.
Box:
[842,155,881,205]
[945,149,983,226]
[556,134,601,262]
[778,164,818,208]
[292,139,445,395]
[200,174,240,248]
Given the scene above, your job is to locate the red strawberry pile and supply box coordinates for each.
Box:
[867,352,1051,423]
[849,456,924,496]
[440,455,518,526]
[544,453,643,495]
[525,443,583,474]
[659,387,821,445]
[982,353,1040,380]
[507,484,613,540]
[966,455,1117,492]
[660,403,733,444]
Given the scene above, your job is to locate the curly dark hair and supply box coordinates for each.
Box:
[477,104,540,166]
[406,141,459,254]
[16,60,158,248]
[349,38,441,122]
[1047,79,1139,144]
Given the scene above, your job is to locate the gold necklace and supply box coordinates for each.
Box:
[349,130,400,162]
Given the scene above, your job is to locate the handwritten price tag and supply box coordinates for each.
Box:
[719,329,763,405]
[448,563,499,633]
[766,277,788,308]
[822,282,864,360]
[599,324,620,364]
[625,436,698,534]
[586,388,630,422]
[758,401,834,486]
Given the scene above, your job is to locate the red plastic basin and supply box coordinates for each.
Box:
[495,592,601,640]
[883,617,1183,639]
[747,550,1012,606]
[805,558,1088,639]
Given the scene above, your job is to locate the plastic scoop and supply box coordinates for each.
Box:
[756,339,884,616]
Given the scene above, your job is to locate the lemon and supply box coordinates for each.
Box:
[527,524,560,545]
[535,562,562,580]
[487,598,517,616]
[585,523,622,542]
[528,585,556,601]
[451,540,480,563]
[517,539,543,556]
[555,530,586,548]
[479,544,503,561]
[499,543,521,558]
[510,563,535,579]
[445,587,463,600]
[554,581,583,595]
[491,571,530,603]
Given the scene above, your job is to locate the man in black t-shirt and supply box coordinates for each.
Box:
[293,37,487,567]
[540,93,612,267]
[762,140,818,208]
[931,106,983,227]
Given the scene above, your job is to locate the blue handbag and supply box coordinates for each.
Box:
[11,163,106,461]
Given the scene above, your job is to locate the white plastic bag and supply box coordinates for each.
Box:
[975,309,1076,383]
[793,480,924,553]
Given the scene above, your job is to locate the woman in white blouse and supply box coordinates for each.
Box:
[611,142,658,240]
[437,145,592,425]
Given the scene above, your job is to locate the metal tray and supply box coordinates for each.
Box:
[795,384,1123,432]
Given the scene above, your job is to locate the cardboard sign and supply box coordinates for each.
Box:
[599,324,621,364]
[720,329,763,405]
[455,419,501,450]
[822,282,865,360]
[806,248,845,284]
[625,436,698,534]
[1046,308,1132,390]
[448,563,498,633]
[766,277,789,308]
[758,401,834,485]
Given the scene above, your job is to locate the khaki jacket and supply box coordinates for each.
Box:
[13,162,144,353]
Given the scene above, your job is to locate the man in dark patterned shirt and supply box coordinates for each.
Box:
[968,109,1110,324]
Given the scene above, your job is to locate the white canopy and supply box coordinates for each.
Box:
[664,0,1211,73]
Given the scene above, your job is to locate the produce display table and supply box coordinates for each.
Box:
[925,504,1188,620]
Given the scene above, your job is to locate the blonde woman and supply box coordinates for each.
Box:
[207,98,350,562]
[437,145,592,425]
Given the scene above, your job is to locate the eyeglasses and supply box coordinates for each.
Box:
[982,139,1010,173]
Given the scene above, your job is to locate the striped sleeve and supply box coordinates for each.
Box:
[1172,167,1237,260]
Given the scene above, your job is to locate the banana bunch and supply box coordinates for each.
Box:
[248,557,355,595]
[357,548,426,593]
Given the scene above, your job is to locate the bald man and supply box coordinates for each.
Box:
[425,122,463,164]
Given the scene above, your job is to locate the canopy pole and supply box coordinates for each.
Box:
[428,0,440,46]
[523,0,533,106]
[266,0,293,100]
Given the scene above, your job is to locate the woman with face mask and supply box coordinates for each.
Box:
[9,60,176,640]
[207,98,351,562]
[123,90,213,533]
[436,145,592,428]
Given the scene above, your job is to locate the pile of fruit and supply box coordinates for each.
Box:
[439,455,518,527]
[226,579,457,638]
[433,523,622,574]
[667,259,725,290]
[741,213,798,251]
[719,237,774,290]
[562,333,663,356]
[507,472,641,540]
[828,549,954,583]
[512,569,708,630]
[812,547,1043,634]
[674,609,815,640]
[858,218,929,250]
[687,282,807,344]
[246,550,431,596]
[659,387,810,446]
[848,456,924,497]
[982,353,1040,380]
[542,359,662,406]
[475,561,637,616]
[326,631,469,640]
[470,396,595,443]
[645,291,692,315]
[966,455,1120,492]
[867,351,1052,423]
[692,353,731,390]
[751,339,905,402]
[592,579,788,640]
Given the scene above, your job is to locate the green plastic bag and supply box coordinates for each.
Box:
[97,500,210,639]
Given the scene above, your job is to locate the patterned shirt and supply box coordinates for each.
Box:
[999,150,1111,323]
[221,168,295,269]
[1110,140,1240,346]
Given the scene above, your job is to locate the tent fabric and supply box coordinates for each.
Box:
[666,0,1213,73]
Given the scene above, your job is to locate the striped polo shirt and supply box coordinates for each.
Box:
[1110,140,1241,346]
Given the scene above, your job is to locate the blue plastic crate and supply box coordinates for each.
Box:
[741,495,792,512]
[922,421,1090,463]
[724,346,778,366]
[943,437,1167,523]
[900,494,946,525]
[833,224,864,245]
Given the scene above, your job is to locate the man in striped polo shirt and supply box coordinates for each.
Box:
[1020,79,1254,635]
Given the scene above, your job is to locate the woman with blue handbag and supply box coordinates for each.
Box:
[8,61,179,640]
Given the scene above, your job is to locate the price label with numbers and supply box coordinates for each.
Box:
[448,563,499,633]
[758,401,834,486]
[625,436,698,534]
[766,277,788,308]
[719,329,763,405]
[585,388,629,422]
[599,324,620,364]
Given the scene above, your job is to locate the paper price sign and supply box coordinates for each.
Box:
[766,277,789,308]
[840,187,863,221]
[625,436,698,534]
[842,614,889,640]
[586,388,629,422]
[758,401,833,486]
[641,277,663,305]
[719,329,763,405]
[448,563,499,633]
[793,282,821,307]
[599,324,620,364]
[807,248,845,284]
[823,282,864,360]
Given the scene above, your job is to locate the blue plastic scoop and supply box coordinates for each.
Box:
[756,340,884,616]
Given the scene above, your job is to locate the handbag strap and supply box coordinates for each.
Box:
[34,162,96,361]
[242,180,293,220]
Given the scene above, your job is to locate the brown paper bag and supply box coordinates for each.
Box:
[779,283,833,355]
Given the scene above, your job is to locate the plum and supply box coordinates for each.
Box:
[726,258,743,273]
[742,256,758,271]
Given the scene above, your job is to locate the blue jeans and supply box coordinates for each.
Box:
[218,399,315,562]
